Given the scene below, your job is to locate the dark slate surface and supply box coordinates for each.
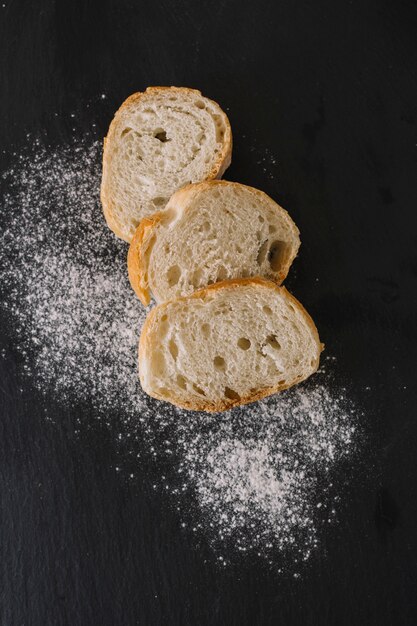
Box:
[1,0,417,624]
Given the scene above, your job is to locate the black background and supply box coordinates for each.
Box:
[1,0,417,624]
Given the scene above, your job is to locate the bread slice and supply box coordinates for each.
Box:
[138,278,322,412]
[101,87,232,242]
[128,181,300,305]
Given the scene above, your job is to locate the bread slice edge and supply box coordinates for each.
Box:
[101,87,233,242]
[138,277,324,412]
[128,180,301,304]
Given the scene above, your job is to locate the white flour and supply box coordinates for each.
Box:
[0,136,359,567]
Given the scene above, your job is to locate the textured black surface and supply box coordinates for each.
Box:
[1,0,417,624]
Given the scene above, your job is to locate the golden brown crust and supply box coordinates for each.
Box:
[140,373,308,413]
[138,278,323,413]
[127,212,165,305]
[128,180,300,304]
[101,87,232,242]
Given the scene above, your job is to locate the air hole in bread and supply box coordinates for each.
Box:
[224,387,241,401]
[191,268,202,288]
[236,245,242,253]
[176,374,187,390]
[237,337,251,350]
[213,356,226,371]
[266,335,281,350]
[164,244,170,253]
[166,265,181,287]
[268,241,288,271]
[168,339,178,360]
[256,240,269,265]
[213,115,225,142]
[258,215,265,223]
[290,321,300,333]
[158,321,169,338]
[278,379,286,385]
[269,225,277,234]
[202,221,211,232]
[214,304,232,315]
[153,129,170,143]
[192,383,206,396]
[217,265,228,281]
[263,305,273,316]
[152,196,167,206]
[161,314,168,322]
[201,323,210,338]
[156,387,171,396]
[152,351,165,375]
[121,127,132,137]
[195,100,205,109]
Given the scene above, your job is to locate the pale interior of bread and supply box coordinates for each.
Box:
[104,90,230,241]
[140,282,320,409]
[142,183,300,302]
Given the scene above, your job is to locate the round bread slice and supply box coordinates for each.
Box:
[138,278,323,412]
[128,181,300,305]
[101,86,232,242]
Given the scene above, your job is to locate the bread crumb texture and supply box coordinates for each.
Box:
[128,181,300,303]
[101,87,232,241]
[139,279,321,411]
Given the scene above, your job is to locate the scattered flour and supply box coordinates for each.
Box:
[1,139,145,414]
[175,383,356,565]
[0,136,359,567]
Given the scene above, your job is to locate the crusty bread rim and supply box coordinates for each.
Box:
[138,277,324,413]
[101,86,233,242]
[127,180,301,306]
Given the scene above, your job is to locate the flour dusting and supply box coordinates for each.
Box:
[0,136,360,566]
